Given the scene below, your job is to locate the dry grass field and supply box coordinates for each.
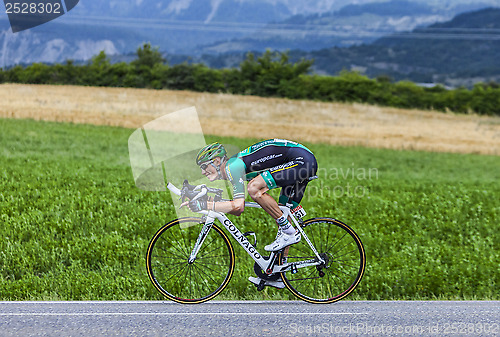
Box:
[1,83,499,155]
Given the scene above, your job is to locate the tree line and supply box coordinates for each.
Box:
[1,43,499,116]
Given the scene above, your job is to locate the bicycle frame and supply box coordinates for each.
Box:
[192,202,326,275]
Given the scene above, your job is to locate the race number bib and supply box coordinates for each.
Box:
[291,205,307,219]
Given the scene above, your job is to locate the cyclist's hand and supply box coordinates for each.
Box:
[188,198,207,212]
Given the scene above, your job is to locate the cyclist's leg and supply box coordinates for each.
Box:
[275,150,318,208]
[246,148,318,210]
[259,150,317,217]
[262,167,313,250]
[276,154,317,257]
[292,150,317,206]
[250,149,317,250]
[247,167,302,252]
[280,179,311,209]
[277,190,295,260]
[247,175,283,220]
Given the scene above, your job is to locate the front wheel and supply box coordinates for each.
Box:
[279,217,366,304]
[146,217,235,304]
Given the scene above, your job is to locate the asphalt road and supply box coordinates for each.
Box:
[0,301,498,337]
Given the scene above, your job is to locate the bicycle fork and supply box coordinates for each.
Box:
[188,220,213,264]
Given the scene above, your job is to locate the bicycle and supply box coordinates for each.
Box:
[146,179,366,304]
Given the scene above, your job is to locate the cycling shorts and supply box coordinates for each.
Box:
[260,147,318,207]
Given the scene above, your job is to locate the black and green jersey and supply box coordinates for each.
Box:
[224,139,315,199]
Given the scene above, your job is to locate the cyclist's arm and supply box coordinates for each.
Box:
[209,198,245,216]
[218,156,246,216]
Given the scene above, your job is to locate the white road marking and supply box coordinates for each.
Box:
[0,301,368,316]
[0,312,366,316]
[0,300,340,304]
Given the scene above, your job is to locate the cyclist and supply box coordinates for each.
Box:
[185,139,318,288]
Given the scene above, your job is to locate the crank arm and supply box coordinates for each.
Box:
[272,258,321,274]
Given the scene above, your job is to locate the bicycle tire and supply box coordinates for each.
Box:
[146,217,235,304]
[279,217,366,304]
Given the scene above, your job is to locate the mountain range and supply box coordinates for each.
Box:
[304,7,500,86]
[195,0,495,54]
[1,0,498,67]
[0,0,499,87]
[193,7,500,87]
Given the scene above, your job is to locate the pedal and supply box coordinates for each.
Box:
[257,279,266,291]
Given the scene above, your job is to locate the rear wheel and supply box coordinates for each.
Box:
[279,217,365,304]
[146,217,235,304]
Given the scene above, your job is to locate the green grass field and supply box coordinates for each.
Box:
[1,118,499,300]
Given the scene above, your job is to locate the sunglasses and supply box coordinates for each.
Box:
[199,160,214,171]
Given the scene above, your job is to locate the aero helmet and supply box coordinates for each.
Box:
[196,142,226,166]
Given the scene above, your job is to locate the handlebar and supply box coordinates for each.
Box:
[166,182,182,196]
[167,180,224,202]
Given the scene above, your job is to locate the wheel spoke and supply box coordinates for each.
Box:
[324,232,348,254]
[192,262,223,287]
[162,232,190,258]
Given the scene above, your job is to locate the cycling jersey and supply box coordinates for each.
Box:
[225,139,317,206]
